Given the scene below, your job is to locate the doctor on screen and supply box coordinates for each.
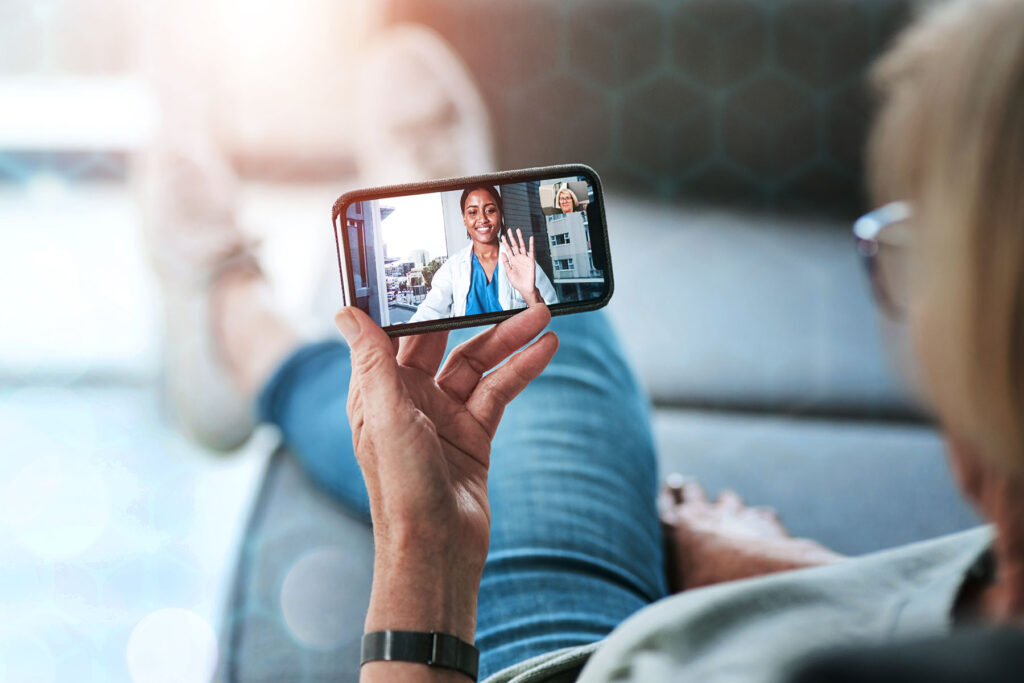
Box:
[410,186,558,322]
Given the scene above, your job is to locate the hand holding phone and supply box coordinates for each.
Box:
[332,164,613,336]
[334,301,559,644]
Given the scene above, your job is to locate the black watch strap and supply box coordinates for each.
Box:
[361,630,480,681]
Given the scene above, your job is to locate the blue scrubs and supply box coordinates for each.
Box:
[465,251,502,315]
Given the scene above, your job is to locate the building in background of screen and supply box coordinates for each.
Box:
[499,181,556,286]
[544,182,603,303]
[407,249,429,267]
[382,253,449,322]
[345,201,390,325]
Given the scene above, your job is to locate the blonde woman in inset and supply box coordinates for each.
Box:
[555,187,580,214]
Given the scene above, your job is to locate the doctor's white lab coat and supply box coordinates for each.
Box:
[409,241,558,322]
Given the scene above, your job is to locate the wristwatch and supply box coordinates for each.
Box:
[361,630,480,681]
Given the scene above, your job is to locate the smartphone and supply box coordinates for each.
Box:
[332,164,613,336]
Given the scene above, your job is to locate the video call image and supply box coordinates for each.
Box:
[342,176,605,327]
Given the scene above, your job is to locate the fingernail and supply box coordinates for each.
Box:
[335,308,360,341]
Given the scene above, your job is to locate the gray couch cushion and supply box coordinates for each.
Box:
[604,196,920,417]
[654,408,980,556]
[218,449,373,683]
[387,0,913,215]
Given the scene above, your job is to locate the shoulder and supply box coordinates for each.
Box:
[454,242,473,263]
[438,248,469,273]
[576,526,994,682]
[428,258,457,292]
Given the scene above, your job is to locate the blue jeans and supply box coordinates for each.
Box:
[257,311,668,679]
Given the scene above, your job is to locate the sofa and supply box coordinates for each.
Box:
[216,1,982,680]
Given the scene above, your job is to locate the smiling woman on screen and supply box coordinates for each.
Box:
[410,186,558,322]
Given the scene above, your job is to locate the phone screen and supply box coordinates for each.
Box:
[337,170,610,333]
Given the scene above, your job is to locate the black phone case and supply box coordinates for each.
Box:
[332,163,613,337]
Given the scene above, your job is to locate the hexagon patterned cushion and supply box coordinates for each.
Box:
[386,0,912,216]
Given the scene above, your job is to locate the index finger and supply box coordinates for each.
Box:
[466,330,558,437]
[435,304,552,402]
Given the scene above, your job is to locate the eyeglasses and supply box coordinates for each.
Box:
[853,201,912,318]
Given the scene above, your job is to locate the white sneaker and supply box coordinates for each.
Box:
[306,24,499,334]
[351,24,496,185]
[137,129,257,452]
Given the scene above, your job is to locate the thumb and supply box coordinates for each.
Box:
[335,306,404,405]
[334,305,377,342]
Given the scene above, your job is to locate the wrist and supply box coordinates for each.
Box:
[366,551,481,644]
[524,287,542,305]
[361,631,479,683]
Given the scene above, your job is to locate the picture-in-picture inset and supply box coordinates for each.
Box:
[539,180,590,216]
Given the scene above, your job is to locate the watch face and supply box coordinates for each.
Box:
[361,631,479,680]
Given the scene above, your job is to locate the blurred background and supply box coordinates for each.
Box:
[0,0,386,680]
[2,0,978,681]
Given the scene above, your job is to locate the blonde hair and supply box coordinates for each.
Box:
[869,0,1024,470]
[556,188,579,211]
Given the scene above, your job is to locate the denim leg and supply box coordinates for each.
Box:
[257,340,372,521]
[256,311,667,678]
[475,312,667,678]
